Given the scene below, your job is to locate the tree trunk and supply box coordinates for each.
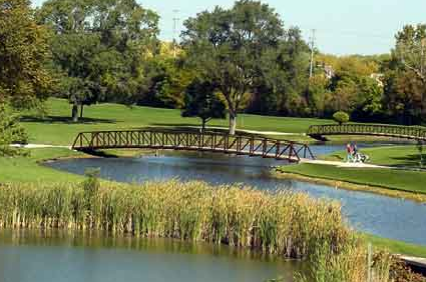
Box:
[229,111,237,135]
[72,103,79,123]
[80,104,84,119]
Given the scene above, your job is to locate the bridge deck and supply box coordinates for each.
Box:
[308,124,426,141]
[72,129,315,162]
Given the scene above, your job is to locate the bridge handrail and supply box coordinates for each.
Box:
[307,124,426,140]
[71,129,315,162]
[72,128,309,146]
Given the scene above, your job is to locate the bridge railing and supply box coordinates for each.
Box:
[71,129,315,161]
[307,124,426,140]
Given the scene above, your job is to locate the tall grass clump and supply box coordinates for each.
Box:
[0,178,352,260]
[294,239,426,282]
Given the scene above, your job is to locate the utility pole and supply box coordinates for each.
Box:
[309,29,316,78]
[172,9,180,58]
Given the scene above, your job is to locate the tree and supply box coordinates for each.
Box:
[37,0,159,121]
[138,46,195,109]
[382,69,423,125]
[307,74,330,117]
[182,0,286,134]
[394,24,426,119]
[182,79,226,131]
[350,76,383,121]
[251,27,310,117]
[0,0,52,155]
[0,0,52,109]
[0,103,28,157]
[328,74,358,113]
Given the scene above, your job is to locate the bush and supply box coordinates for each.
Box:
[333,111,350,125]
[0,103,28,157]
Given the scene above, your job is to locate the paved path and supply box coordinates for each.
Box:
[301,159,390,169]
[10,144,72,150]
[182,126,305,136]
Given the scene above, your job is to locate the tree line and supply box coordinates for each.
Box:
[1,0,426,137]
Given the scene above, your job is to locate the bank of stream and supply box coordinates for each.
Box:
[43,142,426,246]
[2,141,423,282]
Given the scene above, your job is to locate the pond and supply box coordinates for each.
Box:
[44,142,426,246]
[0,229,300,282]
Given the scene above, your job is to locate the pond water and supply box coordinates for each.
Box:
[44,142,426,246]
[0,229,300,282]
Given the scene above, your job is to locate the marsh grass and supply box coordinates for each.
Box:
[0,179,351,260]
[1,178,419,281]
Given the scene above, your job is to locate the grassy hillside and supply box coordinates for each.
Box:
[21,99,331,145]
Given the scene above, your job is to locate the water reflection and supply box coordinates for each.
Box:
[0,229,300,282]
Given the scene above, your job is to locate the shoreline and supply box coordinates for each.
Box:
[38,148,426,203]
[272,169,426,203]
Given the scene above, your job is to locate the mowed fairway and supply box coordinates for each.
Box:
[279,163,426,195]
[0,148,83,183]
[325,145,425,168]
[22,99,331,145]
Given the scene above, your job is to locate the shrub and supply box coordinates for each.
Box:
[333,111,350,125]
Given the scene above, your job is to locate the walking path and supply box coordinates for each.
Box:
[185,126,306,136]
[301,159,391,169]
[10,144,71,149]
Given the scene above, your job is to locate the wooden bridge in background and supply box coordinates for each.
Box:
[72,129,315,162]
[308,124,426,141]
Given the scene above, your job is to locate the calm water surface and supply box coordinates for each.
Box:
[0,229,300,282]
[45,143,426,246]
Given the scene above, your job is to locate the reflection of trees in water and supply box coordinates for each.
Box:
[1,229,288,263]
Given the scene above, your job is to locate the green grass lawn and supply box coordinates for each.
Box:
[278,163,426,194]
[4,98,426,257]
[365,234,426,258]
[22,98,331,145]
[0,148,84,183]
[325,145,425,168]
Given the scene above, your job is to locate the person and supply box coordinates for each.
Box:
[353,143,358,156]
[352,142,358,162]
[346,143,353,162]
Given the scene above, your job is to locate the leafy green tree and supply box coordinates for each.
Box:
[0,0,52,109]
[182,79,226,131]
[182,0,286,134]
[327,74,358,113]
[0,103,28,157]
[250,27,310,117]
[382,69,423,125]
[140,51,195,109]
[37,0,159,121]
[317,54,379,77]
[393,25,426,118]
[351,76,383,121]
[307,74,330,117]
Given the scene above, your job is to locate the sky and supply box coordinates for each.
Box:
[32,0,426,55]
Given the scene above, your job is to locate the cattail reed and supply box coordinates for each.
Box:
[0,179,352,260]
